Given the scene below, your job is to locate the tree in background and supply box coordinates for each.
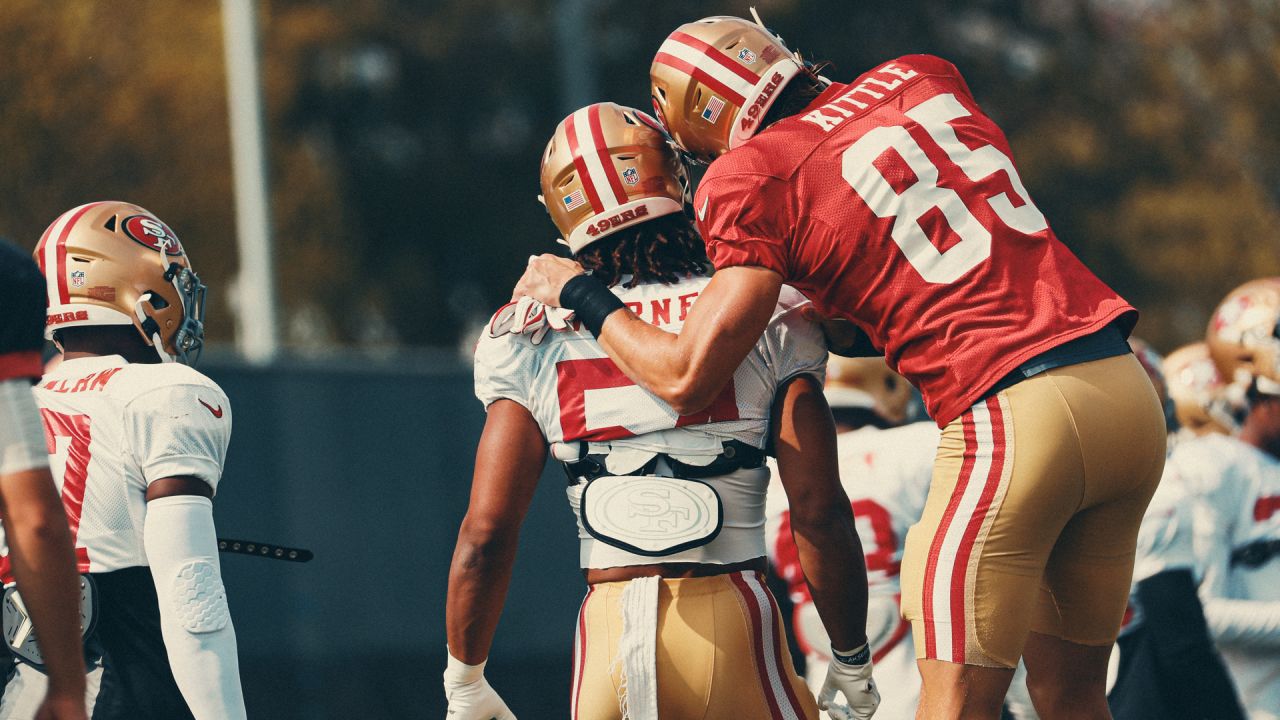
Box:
[0,0,1275,354]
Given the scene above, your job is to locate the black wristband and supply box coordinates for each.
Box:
[832,644,871,666]
[559,274,626,338]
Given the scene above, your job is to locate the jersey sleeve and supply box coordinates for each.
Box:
[473,329,535,411]
[694,169,791,276]
[0,241,49,381]
[759,287,827,388]
[124,382,232,492]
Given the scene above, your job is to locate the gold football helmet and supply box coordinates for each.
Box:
[540,102,690,253]
[650,15,805,162]
[34,201,205,364]
[1164,342,1242,436]
[1206,277,1280,397]
[824,355,913,427]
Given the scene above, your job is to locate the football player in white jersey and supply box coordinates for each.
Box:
[1107,339,1246,720]
[0,241,89,720]
[445,103,879,720]
[1168,278,1280,720]
[0,203,246,720]
[765,356,936,720]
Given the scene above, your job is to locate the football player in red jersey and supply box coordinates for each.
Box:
[515,15,1167,720]
[0,240,89,720]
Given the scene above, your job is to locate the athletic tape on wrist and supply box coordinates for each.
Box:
[559,274,626,337]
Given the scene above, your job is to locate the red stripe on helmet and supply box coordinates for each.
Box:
[587,105,629,206]
[52,202,108,305]
[33,223,55,273]
[653,52,747,107]
[669,30,763,85]
[564,112,605,214]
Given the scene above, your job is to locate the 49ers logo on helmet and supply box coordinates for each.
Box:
[122,215,183,256]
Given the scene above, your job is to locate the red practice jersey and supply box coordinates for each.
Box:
[695,54,1135,425]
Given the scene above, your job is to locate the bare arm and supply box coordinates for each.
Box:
[771,375,869,651]
[515,256,783,414]
[446,400,548,664]
[0,467,87,707]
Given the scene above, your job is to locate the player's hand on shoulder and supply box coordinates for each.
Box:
[818,644,881,720]
[513,253,585,309]
[443,653,516,720]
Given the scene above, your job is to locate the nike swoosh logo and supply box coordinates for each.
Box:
[697,196,709,222]
[199,398,224,418]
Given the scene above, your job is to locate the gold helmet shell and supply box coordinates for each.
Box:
[540,102,690,253]
[1164,341,1242,436]
[650,16,804,162]
[1206,277,1280,396]
[34,201,206,364]
[824,355,913,427]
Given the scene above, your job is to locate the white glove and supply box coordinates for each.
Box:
[818,644,880,720]
[443,652,516,720]
[489,295,575,346]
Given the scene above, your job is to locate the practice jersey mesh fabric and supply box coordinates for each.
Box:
[1170,433,1280,717]
[475,276,827,569]
[475,277,826,458]
[0,355,231,578]
[694,54,1135,426]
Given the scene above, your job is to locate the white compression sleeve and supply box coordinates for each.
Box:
[0,380,49,475]
[144,495,247,720]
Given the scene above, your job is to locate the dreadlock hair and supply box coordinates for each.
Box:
[573,211,710,289]
[760,61,832,131]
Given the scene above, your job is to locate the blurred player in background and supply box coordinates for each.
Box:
[0,241,88,720]
[766,356,936,719]
[1163,341,1244,441]
[0,203,246,720]
[1107,339,1246,720]
[516,15,1166,720]
[1167,278,1280,720]
[446,103,878,720]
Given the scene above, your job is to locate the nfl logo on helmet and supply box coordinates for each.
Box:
[622,167,639,186]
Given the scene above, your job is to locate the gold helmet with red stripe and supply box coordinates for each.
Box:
[1164,341,1243,436]
[1206,277,1280,397]
[540,102,690,253]
[34,201,206,364]
[824,355,913,427]
[650,15,805,162]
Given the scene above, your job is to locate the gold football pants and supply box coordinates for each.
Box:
[572,570,818,719]
[901,353,1166,667]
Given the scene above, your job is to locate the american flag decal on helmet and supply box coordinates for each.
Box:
[563,189,586,211]
[702,96,726,123]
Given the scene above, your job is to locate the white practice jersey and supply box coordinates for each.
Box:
[476,277,825,461]
[0,355,231,578]
[1171,432,1280,717]
[766,422,940,608]
[475,277,827,568]
[1119,458,1197,637]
